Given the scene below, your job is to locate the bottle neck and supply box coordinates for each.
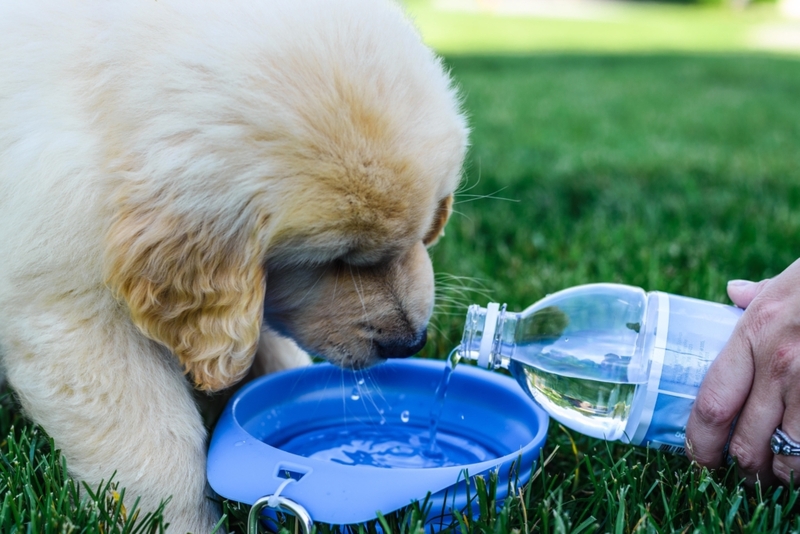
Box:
[459,303,518,369]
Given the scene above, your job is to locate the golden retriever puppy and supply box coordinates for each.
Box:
[0,0,467,531]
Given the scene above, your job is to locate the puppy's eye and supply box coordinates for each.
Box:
[422,195,453,247]
[338,249,387,268]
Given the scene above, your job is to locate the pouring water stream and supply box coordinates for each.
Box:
[426,348,461,457]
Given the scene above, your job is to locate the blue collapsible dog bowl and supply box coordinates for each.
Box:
[207,358,549,532]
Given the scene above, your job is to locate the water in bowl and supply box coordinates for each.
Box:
[277,422,494,468]
[276,349,489,469]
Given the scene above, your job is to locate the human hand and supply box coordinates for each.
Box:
[686,258,800,485]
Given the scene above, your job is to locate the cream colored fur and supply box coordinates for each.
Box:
[0,0,467,532]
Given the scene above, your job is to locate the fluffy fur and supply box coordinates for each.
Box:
[0,1,467,531]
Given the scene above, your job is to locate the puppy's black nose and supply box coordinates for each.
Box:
[376,329,427,359]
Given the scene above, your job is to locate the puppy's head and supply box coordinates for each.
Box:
[263,186,457,370]
[104,0,467,390]
[260,72,464,368]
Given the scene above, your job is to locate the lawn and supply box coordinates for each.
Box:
[3,3,800,534]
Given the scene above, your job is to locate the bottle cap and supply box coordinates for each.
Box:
[478,302,500,368]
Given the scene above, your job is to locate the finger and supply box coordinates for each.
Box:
[724,374,782,486]
[772,354,800,485]
[773,423,800,486]
[686,328,756,469]
[727,279,770,309]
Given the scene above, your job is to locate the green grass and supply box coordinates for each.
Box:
[4,9,800,534]
[421,52,800,532]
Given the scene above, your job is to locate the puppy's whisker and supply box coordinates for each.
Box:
[432,308,482,318]
[435,280,493,300]
[340,369,349,425]
[436,275,493,294]
[367,369,388,406]
[435,273,489,283]
[454,186,519,205]
[433,305,467,312]
[433,305,460,314]
[331,264,340,303]
[436,275,492,303]
[437,293,492,304]
[424,321,455,346]
[449,207,473,224]
[435,274,486,285]
[431,314,468,320]
[434,295,470,305]
[431,273,497,334]
[348,264,372,353]
[359,370,389,425]
[354,368,370,414]
[433,295,471,306]
[299,263,332,303]
[435,285,486,297]
[431,311,471,319]
[454,167,482,196]
[425,321,447,337]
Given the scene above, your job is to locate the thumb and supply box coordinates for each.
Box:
[726,278,770,309]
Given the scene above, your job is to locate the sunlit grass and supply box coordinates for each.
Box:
[402,0,794,55]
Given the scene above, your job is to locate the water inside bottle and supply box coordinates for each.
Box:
[510,359,637,440]
[507,332,644,440]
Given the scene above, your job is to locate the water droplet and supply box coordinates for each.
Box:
[234,440,246,447]
[400,410,410,423]
[357,378,365,386]
[350,387,360,401]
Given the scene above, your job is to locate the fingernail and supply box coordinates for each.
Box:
[727,279,752,287]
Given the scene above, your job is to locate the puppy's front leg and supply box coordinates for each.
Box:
[4,305,221,533]
[251,326,312,376]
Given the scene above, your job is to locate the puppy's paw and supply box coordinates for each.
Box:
[252,327,313,376]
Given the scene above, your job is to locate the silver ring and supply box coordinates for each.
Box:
[771,428,800,456]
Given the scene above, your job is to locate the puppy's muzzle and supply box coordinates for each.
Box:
[375,328,427,359]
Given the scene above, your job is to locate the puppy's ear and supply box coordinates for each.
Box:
[104,201,266,392]
[423,194,454,247]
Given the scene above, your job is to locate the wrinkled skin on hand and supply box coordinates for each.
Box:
[686,259,800,486]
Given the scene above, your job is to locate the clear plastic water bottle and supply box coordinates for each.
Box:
[458,283,743,454]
